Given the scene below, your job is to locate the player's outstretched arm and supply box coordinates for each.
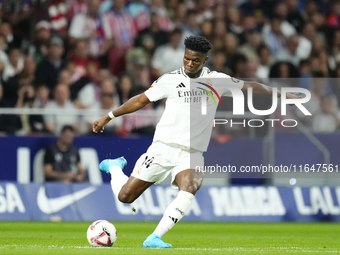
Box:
[242,81,302,99]
[92,93,151,133]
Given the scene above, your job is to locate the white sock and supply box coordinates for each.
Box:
[153,190,194,238]
[109,166,128,198]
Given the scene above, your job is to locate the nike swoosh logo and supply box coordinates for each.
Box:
[37,186,97,214]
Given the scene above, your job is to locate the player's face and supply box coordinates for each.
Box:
[183,49,208,78]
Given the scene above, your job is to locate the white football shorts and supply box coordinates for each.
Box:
[131,141,204,188]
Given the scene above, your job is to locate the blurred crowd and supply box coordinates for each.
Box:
[1,0,340,137]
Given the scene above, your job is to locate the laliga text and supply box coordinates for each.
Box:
[195,164,339,175]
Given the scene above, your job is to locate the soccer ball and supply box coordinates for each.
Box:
[87,220,117,247]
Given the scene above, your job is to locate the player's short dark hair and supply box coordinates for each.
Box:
[184,36,212,54]
[61,125,75,133]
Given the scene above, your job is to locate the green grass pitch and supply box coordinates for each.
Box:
[0,222,339,254]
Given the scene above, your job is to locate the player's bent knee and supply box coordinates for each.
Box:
[180,186,199,195]
[179,179,203,195]
[118,192,136,204]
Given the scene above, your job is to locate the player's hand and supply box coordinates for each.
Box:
[285,93,303,100]
[283,93,304,106]
[92,115,111,133]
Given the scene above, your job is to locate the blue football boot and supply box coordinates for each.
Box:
[142,234,172,248]
[98,157,127,174]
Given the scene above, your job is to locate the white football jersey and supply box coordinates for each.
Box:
[144,67,244,152]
